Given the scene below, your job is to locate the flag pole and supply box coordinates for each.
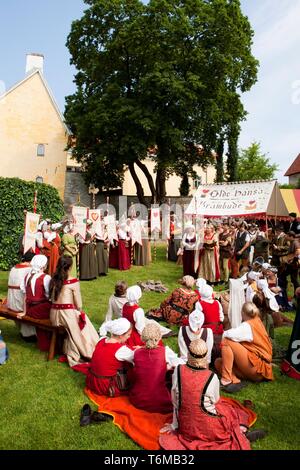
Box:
[33,190,38,214]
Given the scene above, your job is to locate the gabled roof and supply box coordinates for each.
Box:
[0,69,71,135]
[285,153,300,176]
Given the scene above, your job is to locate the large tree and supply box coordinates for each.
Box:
[236,142,279,181]
[65,0,258,204]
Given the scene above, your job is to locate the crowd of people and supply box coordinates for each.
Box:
[3,211,300,450]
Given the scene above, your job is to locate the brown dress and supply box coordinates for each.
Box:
[149,287,198,325]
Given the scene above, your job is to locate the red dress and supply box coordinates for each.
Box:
[122,303,145,348]
[129,346,172,413]
[118,239,131,270]
[25,274,51,351]
[200,299,224,335]
[159,365,251,450]
[86,338,127,397]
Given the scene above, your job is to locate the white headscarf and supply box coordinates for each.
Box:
[51,223,62,231]
[196,278,207,293]
[262,263,272,270]
[189,310,205,332]
[27,255,48,296]
[247,271,260,281]
[99,318,131,337]
[126,285,142,303]
[200,284,213,302]
[257,279,279,312]
[38,220,48,231]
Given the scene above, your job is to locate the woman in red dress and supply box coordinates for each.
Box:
[159,339,266,450]
[86,318,133,397]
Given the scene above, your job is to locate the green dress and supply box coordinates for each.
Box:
[61,233,78,278]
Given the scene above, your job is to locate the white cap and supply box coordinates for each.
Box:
[126,285,142,303]
[99,318,131,337]
[189,310,205,332]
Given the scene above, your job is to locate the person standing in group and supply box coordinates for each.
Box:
[231,221,251,279]
[78,219,98,281]
[218,222,233,285]
[61,220,78,278]
[182,224,198,278]
[198,223,220,285]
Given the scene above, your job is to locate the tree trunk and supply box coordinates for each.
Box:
[216,139,225,182]
[155,167,167,204]
[179,173,190,196]
[128,162,147,206]
[135,159,156,204]
[227,128,239,182]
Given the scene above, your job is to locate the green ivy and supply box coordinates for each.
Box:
[0,177,64,270]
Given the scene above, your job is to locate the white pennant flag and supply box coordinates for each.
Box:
[130,219,142,246]
[72,206,88,240]
[24,212,40,254]
[88,209,103,238]
[151,207,161,232]
[105,214,118,241]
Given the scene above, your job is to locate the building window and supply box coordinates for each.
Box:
[37,144,45,157]
[193,176,202,189]
[36,176,43,183]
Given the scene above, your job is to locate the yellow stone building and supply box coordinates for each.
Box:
[0,53,70,198]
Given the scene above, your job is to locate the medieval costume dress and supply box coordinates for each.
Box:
[7,260,36,338]
[95,227,109,276]
[129,344,182,414]
[182,226,198,278]
[42,231,61,276]
[50,278,99,367]
[117,225,131,271]
[149,287,198,326]
[61,231,78,278]
[198,229,220,284]
[79,229,98,281]
[20,255,52,351]
[159,365,251,450]
[86,318,134,397]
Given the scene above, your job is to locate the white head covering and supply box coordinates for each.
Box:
[189,310,205,332]
[38,220,48,231]
[51,223,62,231]
[126,285,142,303]
[86,219,93,226]
[262,263,272,270]
[99,318,131,337]
[27,255,48,296]
[257,279,279,312]
[200,284,213,302]
[195,301,203,312]
[30,255,48,274]
[196,278,207,292]
[247,271,260,281]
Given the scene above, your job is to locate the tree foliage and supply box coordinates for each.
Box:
[65,0,258,203]
[0,178,64,270]
[236,142,279,182]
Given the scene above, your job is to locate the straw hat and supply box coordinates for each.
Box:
[187,339,208,369]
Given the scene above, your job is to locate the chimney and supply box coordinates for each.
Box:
[25,53,44,75]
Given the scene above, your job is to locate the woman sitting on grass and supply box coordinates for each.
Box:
[159,339,266,450]
[147,275,198,325]
[104,281,128,322]
[87,318,134,397]
[129,323,183,414]
[214,302,274,393]
[178,308,213,364]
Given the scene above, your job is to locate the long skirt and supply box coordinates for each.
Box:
[50,308,99,367]
[79,243,98,280]
[118,240,131,271]
[27,301,51,351]
[183,249,197,278]
[95,241,108,275]
[134,240,151,266]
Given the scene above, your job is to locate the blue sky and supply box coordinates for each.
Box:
[0,0,299,182]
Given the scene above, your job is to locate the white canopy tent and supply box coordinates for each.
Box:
[185,180,289,219]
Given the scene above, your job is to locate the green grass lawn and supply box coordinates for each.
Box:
[0,245,299,450]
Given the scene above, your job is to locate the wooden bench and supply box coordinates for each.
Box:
[0,304,66,361]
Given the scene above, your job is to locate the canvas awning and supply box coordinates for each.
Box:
[185,180,289,219]
[280,189,300,216]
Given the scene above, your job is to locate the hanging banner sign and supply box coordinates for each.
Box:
[89,209,103,238]
[24,212,40,254]
[185,180,280,217]
[72,206,88,240]
[151,207,161,232]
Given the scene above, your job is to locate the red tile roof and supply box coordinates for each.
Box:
[285,153,300,176]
